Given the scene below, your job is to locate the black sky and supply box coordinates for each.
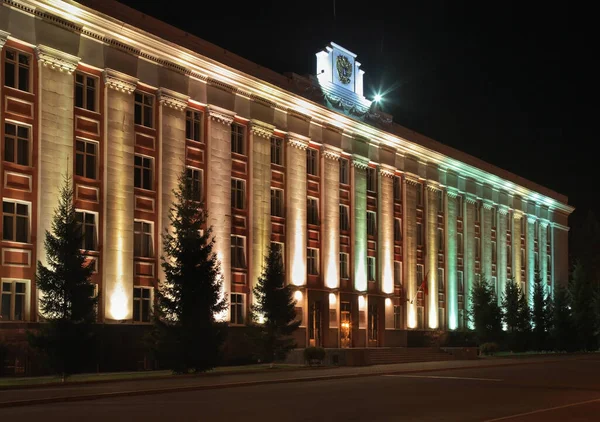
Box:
[118,0,597,223]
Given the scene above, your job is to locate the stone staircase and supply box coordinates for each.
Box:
[365,347,455,365]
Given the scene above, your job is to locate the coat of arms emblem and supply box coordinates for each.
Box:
[336,55,352,84]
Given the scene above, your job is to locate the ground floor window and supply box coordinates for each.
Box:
[133,286,152,323]
[393,305,402,329]
[0,280,27,321]
[230,293,245,325]
[368,303,378,342]
[309,301,322,347]
[340,301,351,348]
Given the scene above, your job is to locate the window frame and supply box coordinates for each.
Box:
[230,293,246,325]
[0,279,29,322]
[307,196,319,225]
[76,210,98,252]
[133,286,153,323]
[339,157,349,184]
[366,167,377,193]
[75,138,98,180]
[134,91,154,128]
[3,120,31,166]
[339,252,349,279]
[339,204,350,231]
[186,166,203,202]
[231,178,246,210]
[437,227,444,252]
[416,264,424,291]
[306,148,318,176]
[367,211,377,237]
[231,235,247,269]
[438,267,445,292]
[75,71,98,112]
[367,256,376,281]
[2,200,30,244]
[231,123,246,155]
[307,247,319,275]
[4,48,32,93]
[393,304,402,329]
[271,241,285,270]
[185,109,204,142]
[393,175,402,202]
[416,222,423,247]
[270,188,284,217]
[134,154,154,191]
[394,261,402,286]
[457,271,464,294]
[134,219,154,258]
[270,136,283,165]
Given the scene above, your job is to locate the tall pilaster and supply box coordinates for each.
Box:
[445,190,458,330]
[378,165,395,295]
[103,69,137,320]
[286,133,309,287]
[497,206,509,304]
[482,201,493,281]
[322,145,341,289]
[513,212,523,288]
[0,31,8,122]
[36,45,80,268]
[526,216,536,303]
[249,120,274,296]
[352,155,369,292]
[404,175,418,328]
[540,220,548,292]
[206,105,235,320]
[426,183,439,329]
[464,194,476,326]
[157,88,189,285]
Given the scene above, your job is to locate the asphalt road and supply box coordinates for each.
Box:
[2,357,600,421]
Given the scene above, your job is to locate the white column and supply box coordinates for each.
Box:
[446,190,458,330]
[526,216,536,304]
[352,156,369,292]
[285,133,309,287]
[464,194,476,327]
[378,165,395,295]
[513,212,523,289]
[540,220,548,293]
[482,201,493,281]
[249,120,274,296]
[426,183,439,329]
[103,69,138,321]
[206,105,235,320]
[497,206,508,305]
[36,45,80,268]
[404,176,418,328]
[322,145,341,289]
[157,88,189,285]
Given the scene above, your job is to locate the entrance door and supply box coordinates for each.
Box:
[309,301,322,347]
[368,303,378,347]
[340,301,352,348]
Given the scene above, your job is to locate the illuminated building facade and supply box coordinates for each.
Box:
[0,0,573,348]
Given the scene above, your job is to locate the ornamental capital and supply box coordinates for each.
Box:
[286,132,310,150]
[497,205,510,215]
[158,88,189,111]
[513,210,525,220]
[351,154,369,170]
[207,104,236,126]
[379,163,396,179]
[482,199,495,210]
[36,44,80,74]
[404,173,420,186]
[426,181,442,192]
[527,215,538,224]
[539,219,550,228]
[464,193,478,205]
[322,144,342,161]
[249,119,275,139]
[446,187,460,198]
[104,68,138,94]
[0,30,9,49]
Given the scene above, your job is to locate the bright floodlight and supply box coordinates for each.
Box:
[374,93,382,102]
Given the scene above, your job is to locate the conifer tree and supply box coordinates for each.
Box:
[28,174,97,379]
[551,283,575,351]
[469,276,503,343]
[532,276,551,350]
[502,279,520,333]
[513,289,532,351]
[570,261,597,350]
[252,246,300,363]
[153,169,227,373]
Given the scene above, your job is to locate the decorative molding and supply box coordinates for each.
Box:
[446,187,460,199]
[497,205,510,215]
[483,199,495,210]
[464,193,478,205]
[322,144,342,161]
[104,68,138,94]
[0,30,9,48]
[286,132,310,150]
[426,181,442,192]
[351,154,369,170]
[513,210,525,220]
[287,108,312,122]
[207,104,236,126]
[250,94,276,108]
[249,119,275,139]
[404,174,420,186]
[324,122,344,134]
[527,215,537,224]
[35,44,80,74]
[553,222,570,232]
[157,88,189,111]
[539,219,549,228]
[207,77,237,93]
[379,163,396,178]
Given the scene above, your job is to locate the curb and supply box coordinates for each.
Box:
[0,356,583,409]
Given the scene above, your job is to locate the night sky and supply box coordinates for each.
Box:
[118,0,596,223]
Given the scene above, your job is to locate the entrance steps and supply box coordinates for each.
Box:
[365,347,455,365]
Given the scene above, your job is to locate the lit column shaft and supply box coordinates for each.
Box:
[426,184,439,328]
[464,195,476,326]
[482,202,493,282]
[285,134,309,286]
[352,156,369,292]
[206,105,235,319]
[323,146,341,289]
[404,176,418,328]
[378,166,395,295]
[249,120,274,296]
[103,69,138,321]
[526,216,536,303]
[446,191,458,329]
[497,206,508,304]
[513,212,523,288]
[540,220,548,291]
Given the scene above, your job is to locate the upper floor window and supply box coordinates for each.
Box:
[367,167,377,193]
[75,72,97,111]
[75,139,97,179]
[134,154,153,190]
[394,261,402,286]
[271,136,283,165]
[416,264,424,291]
[230,293,245,325]
[76,211,97,251]
[271,242,284,269]
[1,280,27,321]
[475,202,481,223]
[271,188,284,217]
[393,176,402,202]
[186,167,203,202]
[457,271,464,294]
[394,218,402,242]
[457,196,463,218]
[340,252,349,279]
[438,268,445,292]
[307,197,319,225]
[492,241,497,264]
[307,148,318,176]
[339,205,350,231]
[134,220,153,258]
[367,211,377,237]
[4,122,30,166]
[457,232,464,255]
[2,200,29,243]
[436,190,444,213]
[437,228,444,252]
[307,248,319,275]
[133,287,152,323]
[231,123,245,155]
[231,235,246,269]
[339,158,349,184]
[417,222,423,247]
[367,256,376,281]
[491,207,497,229]
[231,178,246,209]
[4,48,31,92]
[134,92,154,128]
[186,110,203,142]
[416,183,423,207]
[475,237,481,260]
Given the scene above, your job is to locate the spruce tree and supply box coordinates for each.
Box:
[551,284,575,351]
[570,261,597,350]
[469,276,503,344]
[153,169,227,373]
[532,276,550,350]
[28,174,97,379]
[514,289,532,351]
[252,246,300,363]
[502,279,520,333]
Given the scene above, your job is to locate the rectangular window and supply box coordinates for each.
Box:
[1,280,27,321]
[75,72,97,111]
[475,203,481,223]
[393,176,402,202]
[416,264,424,291]
[534,220,539,240]
[393,305,402,329]
[134,220,153,258]
[231,178,246,209]
[230,293,245,325]
[231,123,245,155]
[416,183,423,206]
[492,276,498,295]
[2,201,29,243]
[339,205,349,231]
[521,248,525,268]
[4,122,30,166]
[546,224,551,243]
[271,241,284,266]
[457,196,463,218]
[76,211,97,251]
[367,256,376,281]
[491,208,497,229]
[367,211,377,236]
[394,261,402,286]
[270,136,283,165]
[492,241,497,264]
[134,155,153,190]
[340,252,349,279]
[475,237,481,260]
[535,251,539,272]
[368,303,378,341]
[307,148,318,176]
[437,190,444,213]
[417,222,423,247]
[307,197,319,225]
[457,232,464,255]
[339,158,349,184]
[271,188,284,217]
[307,248,319,275]
[185,110,203,142]
[520,217,525,234]
[133,287,152,323]
[394,218,402,242]
[457,271,464,294]
[134,92,154,128]
[438,268,445,292]
[4,48,30,92]
[231,235,246,269]
[75,139,97,179]
[507,245,512,262]
[186,167,203,202]
[547,255,552,281]
[437,228,444,252]
[366,167,377,193]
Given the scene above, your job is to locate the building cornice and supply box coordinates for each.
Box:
[0,30,9,48]
[104,68,138,94]
[249,119,275,139]
[158,87,189,111]
[35,44,80,74]
[16,0,574,215]
[207,104,236,126]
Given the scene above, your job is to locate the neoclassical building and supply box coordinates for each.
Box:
[0,0,573,348]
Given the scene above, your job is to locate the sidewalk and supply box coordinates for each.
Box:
[0,355,586,408]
